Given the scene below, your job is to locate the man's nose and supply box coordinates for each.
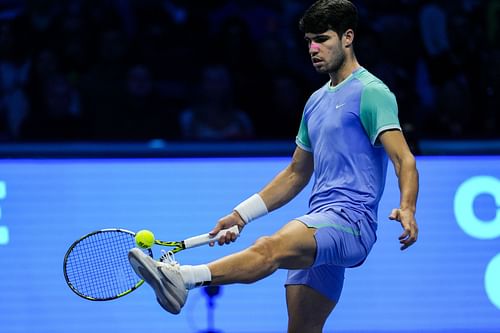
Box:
[309,42,320,54]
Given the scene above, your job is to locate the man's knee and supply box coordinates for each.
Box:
[249,222,317,270]
[249,235,280,266]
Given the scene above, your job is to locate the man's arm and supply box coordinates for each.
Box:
[379,129,419,250]
[210,147,314,243]
[259,146,314,212]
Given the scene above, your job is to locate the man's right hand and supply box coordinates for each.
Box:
[209,211,245,246]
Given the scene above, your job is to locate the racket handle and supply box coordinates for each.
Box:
[184,225,240,249]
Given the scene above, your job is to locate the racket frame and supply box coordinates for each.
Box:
[63,228,152,301]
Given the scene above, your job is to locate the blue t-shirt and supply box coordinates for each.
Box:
[296,67,401,223]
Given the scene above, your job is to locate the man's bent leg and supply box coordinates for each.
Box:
[286,284,336,333]
[208,220,317,285]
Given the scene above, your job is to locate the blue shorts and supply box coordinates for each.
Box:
[285,207,377,302]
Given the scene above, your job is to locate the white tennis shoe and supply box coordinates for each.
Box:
[128,248,188,314]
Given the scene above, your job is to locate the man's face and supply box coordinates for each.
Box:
[304,30,345,74]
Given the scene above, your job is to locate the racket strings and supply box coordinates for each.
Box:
[65,231,140,300]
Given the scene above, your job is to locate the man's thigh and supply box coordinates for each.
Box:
[272,220,318,269]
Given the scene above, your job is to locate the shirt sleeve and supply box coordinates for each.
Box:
[359,84,401,146]
[295,112,312,152]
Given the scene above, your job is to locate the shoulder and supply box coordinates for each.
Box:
[356,71,396,108]
[355,68,393,96]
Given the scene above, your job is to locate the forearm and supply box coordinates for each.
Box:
[381,130,419,249]
[395,155,419,213]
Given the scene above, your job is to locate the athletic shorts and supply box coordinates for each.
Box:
[284,207,377,302]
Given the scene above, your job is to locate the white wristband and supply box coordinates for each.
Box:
[234,194,268,224]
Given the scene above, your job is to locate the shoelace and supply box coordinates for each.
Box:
[159,250,179,268]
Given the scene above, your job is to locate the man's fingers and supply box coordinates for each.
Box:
[209,225,222,237]
[389,208,400,220]
[399,227,418,250]
[399,229,409,240]
[213,227,241,246]
[389,208,418,250]
[216,230,235,245]
[208,224,224,247]
[400,237,416,250]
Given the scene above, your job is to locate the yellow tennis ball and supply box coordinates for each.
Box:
[135,230,155,249]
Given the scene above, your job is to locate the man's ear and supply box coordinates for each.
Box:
[343,29,354,48]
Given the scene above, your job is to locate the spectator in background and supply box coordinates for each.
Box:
[418,0,471,138]
[255,72,307,140]
[209,0,281,42]
[487,0,500,49]
[24,48,60,123]
[120,63,180,140]
[362,1,421,152]
[483,49,500,135]
[0,0,494,143]
[0,16,31,140]
[130,1,210,124]
[482,1,500,134]
[20,73,87,140]
[419,0,454,84]
[79,25,130,140]
[24,0,61,52]
[245,36,293,131]
[50,0,92,84]
[179,64,254,140]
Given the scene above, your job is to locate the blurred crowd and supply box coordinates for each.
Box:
[0,0,498,146]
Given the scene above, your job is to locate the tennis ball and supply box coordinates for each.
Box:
[135,230,155,249]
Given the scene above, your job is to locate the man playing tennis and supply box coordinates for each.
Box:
[129,0,419,331]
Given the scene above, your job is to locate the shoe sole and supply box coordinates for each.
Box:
[128,249,182,314]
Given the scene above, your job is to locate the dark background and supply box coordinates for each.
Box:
[0,0,498,154]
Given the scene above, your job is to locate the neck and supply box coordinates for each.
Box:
[329,55,360,86]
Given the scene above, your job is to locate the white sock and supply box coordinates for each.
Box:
[180,265,212,290]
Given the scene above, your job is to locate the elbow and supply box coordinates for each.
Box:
[404,153,417,170]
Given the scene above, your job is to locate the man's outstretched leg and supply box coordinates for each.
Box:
[128,220,317,314]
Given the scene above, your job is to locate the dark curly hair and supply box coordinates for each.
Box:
[299,0,358,36]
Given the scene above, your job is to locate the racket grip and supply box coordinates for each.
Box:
[184,225,240,249]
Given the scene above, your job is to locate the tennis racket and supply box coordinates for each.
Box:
[63,226,239,301]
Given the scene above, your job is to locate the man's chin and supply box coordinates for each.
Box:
[314,67,329,74]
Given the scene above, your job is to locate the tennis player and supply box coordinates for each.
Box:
[129,0,419,331]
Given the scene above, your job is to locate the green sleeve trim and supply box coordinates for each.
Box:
[295,114,312,151]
